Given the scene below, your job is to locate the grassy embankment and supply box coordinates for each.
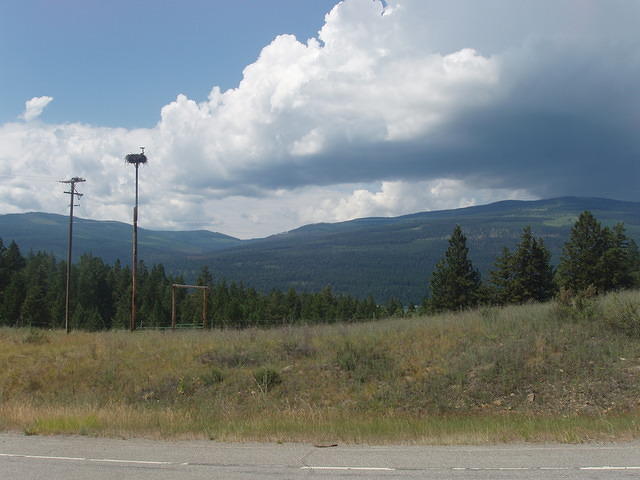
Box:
[1,289,640,444]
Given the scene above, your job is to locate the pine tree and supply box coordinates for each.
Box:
[45,258,66,329]
[428,225,481,312]
[110,261,132,329]
[286,288,301,322]
[491,226,555,304]
[21,261,50,327]
[526,235,555,301]
[0,240,26,292]
[628,238,640,287]
[75,254,112,329]
[1,273,26,326]
[0,238,6,290]
[557,212,637,293]
[599,223,636,291]
[557,211,607,292]
[488,246,514,305]
[196,265,213,287]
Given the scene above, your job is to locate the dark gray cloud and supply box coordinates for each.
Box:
[230,27,640,202]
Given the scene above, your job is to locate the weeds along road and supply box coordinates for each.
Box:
[2,433,640,479]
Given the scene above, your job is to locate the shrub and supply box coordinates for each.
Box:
[199,348,265,367]
[253,367,282,393]
[335,340,396,383]
[22,329,49,345]
[282,337,316,359]
[553,286,600,322]
[201,368,225,386]
[606,299,640,338]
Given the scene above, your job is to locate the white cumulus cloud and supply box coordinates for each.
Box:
[0,0,638,238]
[299,180,534,225]
[20,96,54,122]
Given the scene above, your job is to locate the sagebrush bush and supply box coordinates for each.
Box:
[605,298,640,338]
[553,286,601,322]
[22,329,49,345]
[335,340,396,383]
[201,368,225,386]
[253,367,282,392]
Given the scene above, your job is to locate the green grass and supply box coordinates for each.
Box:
[2,289,640,443]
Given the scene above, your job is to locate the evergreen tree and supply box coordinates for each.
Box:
[428,225,481,312]
[628,238,640,286]
[0,240,26,293]
[489,226,555,304]
[21,260,50,327]
[1,273,26,326]
[384,297,403,317]
[557,211,607,292]
[266,289,287,324]
[139,263,170,327]
[600,223,636,291]
[110,261,132,329]
[286,288,302,322]
[2,240,26,275]
[196,265,213,287]
[45,258,66,329]
[525,234,556,301]
[211,281,230,328]
[557,212,637,293]
[488,247,514,305]
[0,238,6,289]
[75,254,112,329]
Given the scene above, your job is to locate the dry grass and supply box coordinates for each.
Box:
[1,289,640,444]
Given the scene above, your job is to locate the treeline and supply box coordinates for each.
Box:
[426,211,640,312]
[1,210,639,330]
[0,241,388,330]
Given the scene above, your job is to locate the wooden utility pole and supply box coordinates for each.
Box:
[126,148,147,331]
[60,177,85,334]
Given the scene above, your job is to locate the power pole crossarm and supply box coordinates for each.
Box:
[59,176,86,334]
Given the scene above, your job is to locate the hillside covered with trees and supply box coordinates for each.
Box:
[2,197,639,304]
[0,242,386,330]
[425,212,639,313]
[1,209,639,330]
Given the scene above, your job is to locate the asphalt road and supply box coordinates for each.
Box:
[1,433,640,479]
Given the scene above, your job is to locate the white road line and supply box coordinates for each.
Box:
[6,453,640,473]
[581,466,640,471]
[439,466,640,472]
[0,454,85,462]
[301,466,396,471]
[454,467,531,471]
[0,453,173,466]
[88,458,173,465]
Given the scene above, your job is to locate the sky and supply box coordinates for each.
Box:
[1,0,639,239]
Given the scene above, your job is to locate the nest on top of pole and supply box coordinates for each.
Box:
[125,153,147,165]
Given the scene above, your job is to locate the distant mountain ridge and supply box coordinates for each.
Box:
[0,212,241,265]
[1,197,639,303]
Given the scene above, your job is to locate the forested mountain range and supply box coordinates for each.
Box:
[2,197,639,304]
[0,212,241,264]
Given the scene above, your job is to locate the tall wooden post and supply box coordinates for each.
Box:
[125,148,147,331]
[202,288,208,329]
[171,284,177,330]
[131,162,138,331]
[60,177,85,334]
